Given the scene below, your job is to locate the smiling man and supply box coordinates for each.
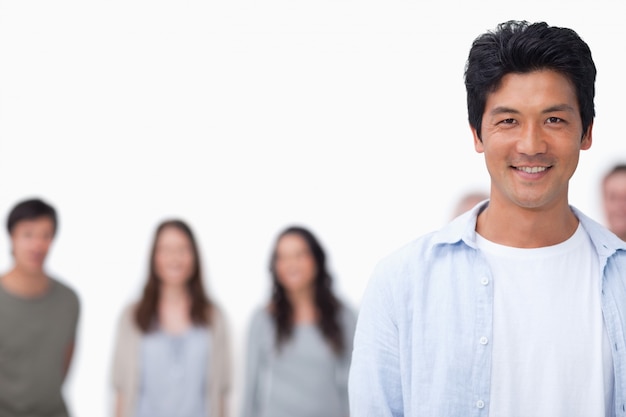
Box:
[0,198,80,417]
[349,21,626,416]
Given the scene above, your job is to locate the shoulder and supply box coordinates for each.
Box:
[369,231,441,288]
[115,302,141,334]
[50,278,79,303]
[121,302,138,320]
[248,305,274,332]
[336,299,357,323]
[335,300,358,336]
[49,278,80,315]
[207,302,230,333]
[252,304,272,321]
[359,230,461,323]
[205,303,232,357]
[574,206,626,253]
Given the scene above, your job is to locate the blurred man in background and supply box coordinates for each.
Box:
[602,164,626,241]
[0,198,80,417]
[451,190,489,218]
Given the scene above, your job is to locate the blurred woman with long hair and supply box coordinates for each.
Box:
[240,226,356,417]
[111,219,231,417]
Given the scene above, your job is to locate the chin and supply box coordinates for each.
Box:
[161,277,189,286]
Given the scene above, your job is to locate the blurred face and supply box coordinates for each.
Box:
[154,226,195,287]
[473,70,592,211]
[10,217,55,275]
[603,171,626,239]
[274,233,317,294]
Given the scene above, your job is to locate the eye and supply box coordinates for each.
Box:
[499,118,516,125]
[546,117,564,124]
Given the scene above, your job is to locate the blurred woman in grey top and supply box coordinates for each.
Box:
[240,226,357,417]
[111,220,232,417]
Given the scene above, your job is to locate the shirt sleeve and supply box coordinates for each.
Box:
[212,305,233,394]
[337,305,358,416]
[239,310,266,417]
[111,305,134,392]
[348,263,403,417]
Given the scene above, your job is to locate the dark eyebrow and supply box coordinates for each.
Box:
[489,106,519,116]
[489,104,576,116]
[542,104,576,113]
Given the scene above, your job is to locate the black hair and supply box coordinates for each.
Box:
[605,164,626,177]
[465,20,596,140]
[7,198,58,235]
[269,226,345,354]
[603,163,626,184]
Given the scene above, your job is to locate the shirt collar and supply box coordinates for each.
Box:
[432,200,626,256]
[572,206,626,258]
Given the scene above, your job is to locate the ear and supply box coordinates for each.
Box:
[471,126,484,153]
[580,122,593,151]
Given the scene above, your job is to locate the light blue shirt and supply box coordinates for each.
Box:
[137,326,210,417]
[348,203,626,417]
[240,306,357,417]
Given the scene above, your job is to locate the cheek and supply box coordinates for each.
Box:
[302,258,317,282]
[154,254,167,274]
[183,254,195,274]
[274,260,288,281]
[11,239,29,256]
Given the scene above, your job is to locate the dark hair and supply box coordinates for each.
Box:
[465,20,596,140]
[269,226,345,354]
[7,198,58,235]
[135,219,212,332]
[603,163,626,185]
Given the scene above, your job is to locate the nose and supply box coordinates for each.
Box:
[516,122,547,155]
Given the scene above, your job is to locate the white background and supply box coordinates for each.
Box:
[1,1,625,416]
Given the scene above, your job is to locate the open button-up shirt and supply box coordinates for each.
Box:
[348,203,626,417]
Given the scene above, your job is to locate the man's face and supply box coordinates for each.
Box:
[603,171,626,239]
[472,69,592,212]
[10,217,55,275]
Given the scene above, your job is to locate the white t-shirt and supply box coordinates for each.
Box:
[477,223,614,417]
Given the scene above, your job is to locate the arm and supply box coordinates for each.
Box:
[239,311,265,417]
[213,306,233,417]
[338,306,358,417]
[63,341,75,379]
[348,265,403,417]
[114,393,124,417]
[219,396,229,417]
[63,289,80,379]
[110,305,135,417]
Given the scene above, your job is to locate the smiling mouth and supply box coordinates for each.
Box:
[515,166,549,173]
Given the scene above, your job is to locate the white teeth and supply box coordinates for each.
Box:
[517,166,547,173]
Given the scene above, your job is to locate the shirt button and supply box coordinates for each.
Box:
[476,400,485,409]
[479,336,489,345]
[480,277,489,285]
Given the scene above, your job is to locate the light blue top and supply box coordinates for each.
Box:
[137,326,210,417]
[348,202,626,417]
[240,305,357,417]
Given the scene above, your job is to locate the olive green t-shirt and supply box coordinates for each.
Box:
[0,278,80,417]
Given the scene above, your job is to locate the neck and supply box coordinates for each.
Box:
[476,199,578,248]
[158,283,192,334]
[159,283,189,304]
[287,286,317,323]
[1,266,49,298]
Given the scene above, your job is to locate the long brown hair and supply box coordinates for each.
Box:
[135,219,212,332]
[269,226,344,354]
